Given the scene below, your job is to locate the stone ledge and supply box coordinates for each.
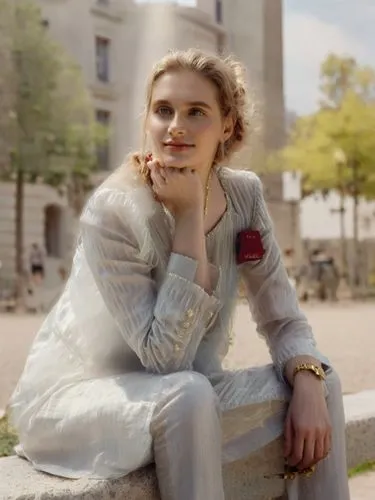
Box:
[344,390,375,470]
[1,391,375,500]
[0,439,285,500]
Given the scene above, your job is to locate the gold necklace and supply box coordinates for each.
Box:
[204,169,213,216]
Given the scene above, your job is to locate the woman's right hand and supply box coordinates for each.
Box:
[148,159,204,218]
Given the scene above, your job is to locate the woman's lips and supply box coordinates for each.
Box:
[164,143,194,151]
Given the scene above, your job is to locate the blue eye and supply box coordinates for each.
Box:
[190,108,205,117]
[156,106,173,116]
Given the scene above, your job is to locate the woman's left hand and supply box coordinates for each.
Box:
[284,373,332,470]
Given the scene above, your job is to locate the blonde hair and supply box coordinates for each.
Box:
[130,48,252,182]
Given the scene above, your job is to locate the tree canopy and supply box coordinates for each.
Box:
[278,54,375,200]
[0,0,105,203]
[0,0,107,296]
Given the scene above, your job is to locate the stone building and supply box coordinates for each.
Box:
[0,0,291,288]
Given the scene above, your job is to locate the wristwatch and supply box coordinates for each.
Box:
[293,363,326,381]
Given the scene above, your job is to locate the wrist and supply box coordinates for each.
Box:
[293,373,325,397]
[174,206,203,222]
[294,370,324,386]
[285,357,325,385]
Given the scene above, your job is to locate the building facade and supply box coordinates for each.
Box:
[0,0,291,287]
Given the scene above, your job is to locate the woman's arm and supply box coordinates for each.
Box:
[172,208,211,293]
[239,176,330,384]
[81,189,219,375]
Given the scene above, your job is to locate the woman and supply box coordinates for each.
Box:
[29,243,45,283]
[10,49,350,500]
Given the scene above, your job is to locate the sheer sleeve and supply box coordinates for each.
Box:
[239,176,330,380]
[80,188,220,374]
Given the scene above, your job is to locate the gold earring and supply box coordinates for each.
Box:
[220,141,225,162]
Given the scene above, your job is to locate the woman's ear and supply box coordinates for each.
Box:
[222,115,234,142]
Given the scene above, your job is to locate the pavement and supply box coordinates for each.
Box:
[1,300,375,497]
[350,472,375,500]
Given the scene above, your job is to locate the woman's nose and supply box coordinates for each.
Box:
[168,115,186,137]
[169,127,185,137]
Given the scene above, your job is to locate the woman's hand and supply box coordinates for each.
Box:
[147,157,210,290]
[284,373,332,471]
[148,158,204,218]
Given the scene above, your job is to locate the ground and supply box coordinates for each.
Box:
[225,300,375,396]
[0,300,374,497]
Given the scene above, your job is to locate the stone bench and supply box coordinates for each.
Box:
[1,390,375,500]
[343,390,375,469]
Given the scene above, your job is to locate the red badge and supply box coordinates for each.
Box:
[236,229,265,264]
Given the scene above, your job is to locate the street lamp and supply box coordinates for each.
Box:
[348,158,364,289]
[332,148,348,280]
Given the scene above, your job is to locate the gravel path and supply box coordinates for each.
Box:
[1,301,374,498]
[350,471,375,499]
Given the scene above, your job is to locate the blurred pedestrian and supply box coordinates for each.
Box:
[29,243,45,286]
[310,249,340,302]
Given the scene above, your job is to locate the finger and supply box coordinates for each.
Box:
[323,432,332,459]
[314,434,325,464]
[163,167,188,186]
[165,166,185,177]
[299,436,315,470]
[288,430,305,467]
[150,165,167,190]
[147,158,162,170]
[284,414,293,458]
[163,165,179,179]
[157,166,167,182]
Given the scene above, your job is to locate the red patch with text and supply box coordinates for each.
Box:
[236,230,265,264]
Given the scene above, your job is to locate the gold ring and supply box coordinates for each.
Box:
[301,465,316,478]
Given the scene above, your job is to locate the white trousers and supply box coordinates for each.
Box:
[150,369,350,500]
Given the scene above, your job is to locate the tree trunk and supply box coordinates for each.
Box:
[15,164,25,308]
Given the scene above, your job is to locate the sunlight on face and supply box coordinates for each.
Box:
[147,70,225,170]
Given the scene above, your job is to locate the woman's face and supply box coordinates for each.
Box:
[146,69,232,171]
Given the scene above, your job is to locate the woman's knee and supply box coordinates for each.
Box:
[324,368,346,423]
[160,371,219,420]
[325,368,343,398]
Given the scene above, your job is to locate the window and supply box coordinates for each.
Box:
[95,36,110,82]
[96,110,111,170]
[215,0,222,24]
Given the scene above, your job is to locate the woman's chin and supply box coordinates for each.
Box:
[162,153,194,169]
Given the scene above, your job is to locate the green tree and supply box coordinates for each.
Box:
[0,0,104,302]
[279,54,375,198]
[277,54,375,288]
[282,91,375,198]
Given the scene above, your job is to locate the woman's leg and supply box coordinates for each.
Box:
[210,364,350,500]
[150,371,224,500]
[288,369,350,500]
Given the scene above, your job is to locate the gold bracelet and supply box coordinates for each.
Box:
[293,363,326,381]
